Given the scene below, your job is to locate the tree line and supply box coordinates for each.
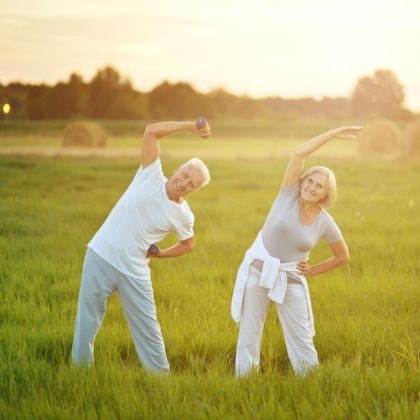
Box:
[0,66,415,120]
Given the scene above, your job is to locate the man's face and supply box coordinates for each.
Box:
[170,166,203,197]
[300,172,328,204]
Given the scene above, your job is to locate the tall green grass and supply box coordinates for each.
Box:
[0,140,419,419]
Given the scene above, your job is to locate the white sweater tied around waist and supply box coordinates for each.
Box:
[231,231,315,336]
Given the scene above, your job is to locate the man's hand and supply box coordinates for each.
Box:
[147,243,160,258]
[142,120,211,168]
[195,117,211,139]
[147,237,194,259]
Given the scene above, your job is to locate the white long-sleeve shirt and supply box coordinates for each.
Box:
[231,231,315,336]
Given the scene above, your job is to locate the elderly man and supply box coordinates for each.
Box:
[71,119,211,373]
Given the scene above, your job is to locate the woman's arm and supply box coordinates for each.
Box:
[141,120,211,168]
[297,239,350,277]
[282,126,363,187]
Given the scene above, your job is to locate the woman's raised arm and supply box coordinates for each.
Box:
[282,126,363,188]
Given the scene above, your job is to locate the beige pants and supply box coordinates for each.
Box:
[235,265,319,376]
[71,248,169,373]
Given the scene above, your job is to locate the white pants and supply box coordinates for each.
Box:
[235,265,319,376]
[71,248,170,373]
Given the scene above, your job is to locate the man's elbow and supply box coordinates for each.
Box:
[144,124,159,140]
[184,242,194,253]
[181,238,194,254]
[339,252,350,266]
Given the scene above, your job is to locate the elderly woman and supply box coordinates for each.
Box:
[231,126,363,376]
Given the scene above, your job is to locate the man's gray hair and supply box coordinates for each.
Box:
[180,157,211,190]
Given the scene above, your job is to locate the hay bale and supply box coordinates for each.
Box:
[358,119,402,155]
[62,122,108,148]
[403,120,420,159]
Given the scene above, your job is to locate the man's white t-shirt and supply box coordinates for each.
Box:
[88,159,194,277]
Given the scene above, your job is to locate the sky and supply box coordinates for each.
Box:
[1,0,420,111]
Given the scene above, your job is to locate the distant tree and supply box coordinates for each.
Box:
[231,95,272,120]
[2,83,27,118]
[294,97,319,117]
[260,96,351,119]
[108,83,149,119]
[350,69,407,119]
[0,85,15,118]
[318,97,350,119]
[44,73,88,118]
[88,66,122,118]
[88,66,149,119]
[67,73,89,116]
[209,88,240,118]
[24,84,49,119]
[5,64,416,121]
[149,81,216,119]
[261,97,298,119]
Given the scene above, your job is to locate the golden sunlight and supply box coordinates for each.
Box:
[3,103,11,115]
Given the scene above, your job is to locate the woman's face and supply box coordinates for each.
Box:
[300,172,328,204]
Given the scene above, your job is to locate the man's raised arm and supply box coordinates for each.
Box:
[141,120,211,168]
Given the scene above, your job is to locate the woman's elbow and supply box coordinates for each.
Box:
[293,149,305,159]
[337,241,350,265]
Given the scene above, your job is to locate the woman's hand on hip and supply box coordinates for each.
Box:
[297,260,311,275]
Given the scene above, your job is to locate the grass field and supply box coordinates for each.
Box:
[0,122,419,419]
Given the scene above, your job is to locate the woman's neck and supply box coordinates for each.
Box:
[300,197,321,212]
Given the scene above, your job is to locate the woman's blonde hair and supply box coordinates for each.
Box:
[300,166,337,208]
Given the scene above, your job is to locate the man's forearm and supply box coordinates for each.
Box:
[154,242,194,258]
[144,121,195,140]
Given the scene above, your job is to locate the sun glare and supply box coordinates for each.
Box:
[3,103,11,115]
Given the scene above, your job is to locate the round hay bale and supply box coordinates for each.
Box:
[403,119,420,159]
[358,119,402,155]
[63,122,108,148]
